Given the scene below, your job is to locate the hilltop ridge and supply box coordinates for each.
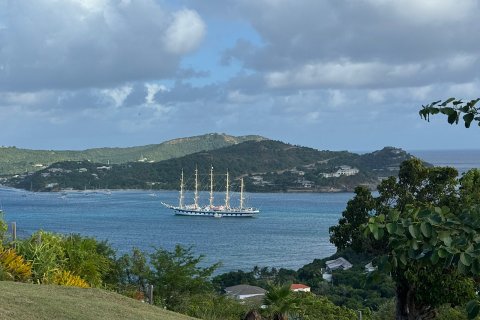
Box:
[6,140,419,193]
[0,133,266,176]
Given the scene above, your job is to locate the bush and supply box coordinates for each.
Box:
[0,248,32,282]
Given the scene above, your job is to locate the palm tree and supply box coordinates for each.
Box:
[263,285,298,320]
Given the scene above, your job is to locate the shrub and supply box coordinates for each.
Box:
[51,270,90,288]
[0,248,32,282]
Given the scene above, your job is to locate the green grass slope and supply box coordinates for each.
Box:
[0,281,197,320]
[0,133,265,175]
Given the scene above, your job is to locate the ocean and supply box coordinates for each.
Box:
[1,149,479,273]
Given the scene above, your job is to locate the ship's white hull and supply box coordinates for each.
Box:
[162,203,259,218]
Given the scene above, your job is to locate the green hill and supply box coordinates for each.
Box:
[0,281,196,320]
[0,133,265,175]
[8,140,419,192]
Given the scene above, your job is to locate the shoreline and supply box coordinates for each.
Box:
[1,185,362,194]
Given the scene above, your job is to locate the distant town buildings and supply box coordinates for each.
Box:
[321,166,359,178]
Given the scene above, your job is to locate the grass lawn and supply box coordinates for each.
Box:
[0,281,198,320]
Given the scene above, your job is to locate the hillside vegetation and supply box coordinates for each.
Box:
[0,281,196,320]
[7,140,418,192]
[0,133,265,175]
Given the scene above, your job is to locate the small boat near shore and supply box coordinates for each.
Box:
[162,167,259,218]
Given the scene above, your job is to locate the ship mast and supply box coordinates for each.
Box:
[240,178,245,210]
[179,169,185,209]
[209,166,214,209]
[194,166,199,209]
[225,170,230,209]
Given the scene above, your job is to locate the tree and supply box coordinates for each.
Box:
[329,186,375,251]
[148,244,220,310]
[419,98,480,128]
[459,169,480,208]
[263,285,298,320]
[330,159,458,254]
[365,205,479,319]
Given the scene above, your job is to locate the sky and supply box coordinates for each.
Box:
[1,0,480,152]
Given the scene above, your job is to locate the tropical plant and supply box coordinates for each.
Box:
[329,159,459,256]
[16,231,65,282]
[62,234,111,287]
[329,185,376,251]
[294,293,359,320]
[181,293,249,320]
[148,245,220,310]
[0,247,32,282]
[0,211,7,246]
[51,270,90,288]
[365,205,480,319]
[263,285,298,320]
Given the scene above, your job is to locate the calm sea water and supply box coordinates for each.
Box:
[410,149,480,174]
[1,149,478,273]
[0,188,351,273]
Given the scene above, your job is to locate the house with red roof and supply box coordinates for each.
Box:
[290,283,311,293]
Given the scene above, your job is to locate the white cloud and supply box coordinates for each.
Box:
[163,9,206,54]
[0,0,206,91]
[145,83,168,104]
[265,61,390,88]
[101,85,133,108]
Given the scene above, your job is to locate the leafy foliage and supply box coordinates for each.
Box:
[16,231,115,287]
[62,234,111,287]
[181,293,249,320]
[0,210,7,246]
[419,98,480,128]
[17,231,66,282]
[366,205,480,318]
[52,270,90,288]
[262,285,297,320]
[149,245,219,310]
[294,293,359,320]
[0,248,32,282]
[329,186,376,251]
[329,158,458,254]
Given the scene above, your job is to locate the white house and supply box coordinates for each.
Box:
[224,285,266,300]
[365,262,377,273]
[325,257,353,272]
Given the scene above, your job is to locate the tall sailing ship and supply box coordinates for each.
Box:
[162,167,259,217]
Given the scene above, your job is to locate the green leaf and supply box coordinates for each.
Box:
[389,210,400,222]
[420,222,432,238]
[399,253,408,266]
[437,248,448,258]
[386,223,397,234]
[466,300,480,319]
[427,214,442,225]
[408,225,420,239]
[438,231,452,247]
[395,225,405,236]
[441,107,455,115]
[430,249,439,265]
[464,113,475,128]
[460,252,472,266]
[440,97,455,106]
[373,227,384,240]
